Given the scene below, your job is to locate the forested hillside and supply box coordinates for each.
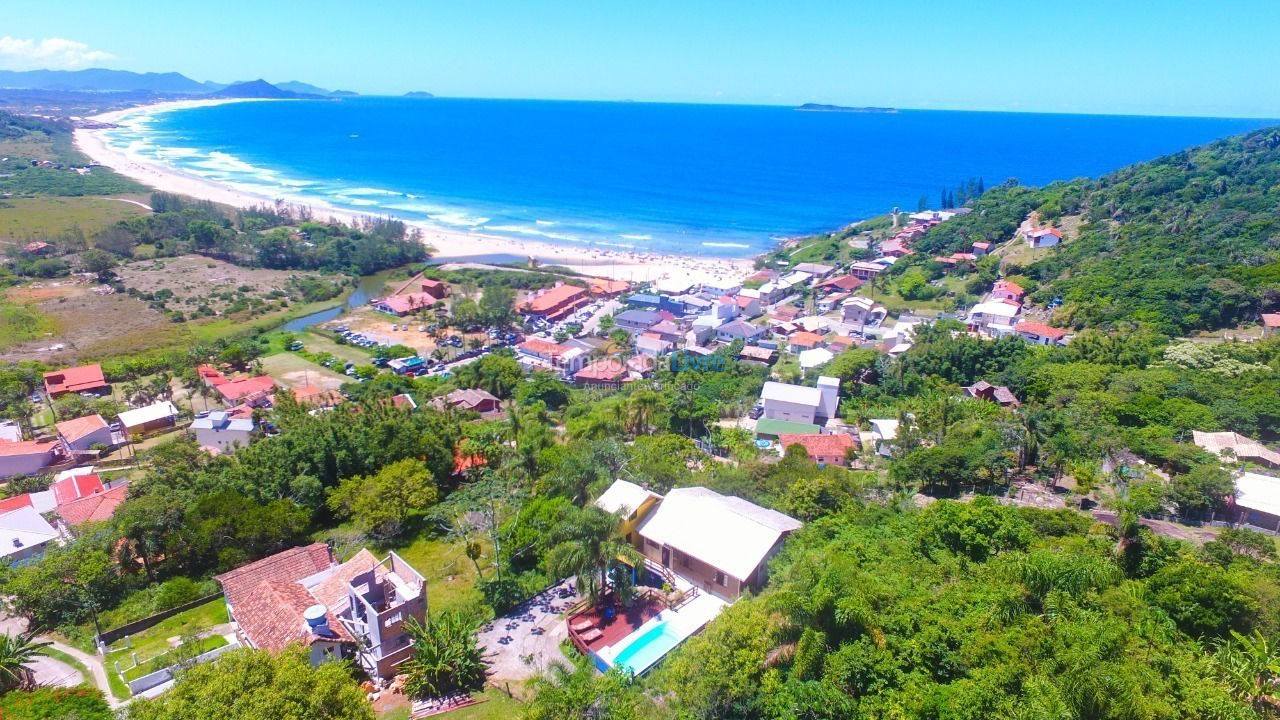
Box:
[919,127,1280,334]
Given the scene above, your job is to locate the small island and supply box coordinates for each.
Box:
[403,91,435,98]
[796,103,898,114]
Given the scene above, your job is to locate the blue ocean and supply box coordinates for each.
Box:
[105,97,1275,257]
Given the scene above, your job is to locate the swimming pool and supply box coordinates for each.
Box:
[610,618,687,675]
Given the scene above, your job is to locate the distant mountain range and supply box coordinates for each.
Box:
[0,68,376,98]
[208,79,327,100]
[0,68,217,93]
[404,91,435,99]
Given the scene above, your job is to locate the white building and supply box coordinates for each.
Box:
[192,411,255,453]
[968,301,1020,333]
[759,376,840,425]
[0,507,61,566]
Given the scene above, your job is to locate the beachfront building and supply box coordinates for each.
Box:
[215,543,427,681]
[521,283,590,322]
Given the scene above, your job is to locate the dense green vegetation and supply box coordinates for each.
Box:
[914,128,1280,334]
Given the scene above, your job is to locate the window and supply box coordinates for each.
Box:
[714,571,726,586]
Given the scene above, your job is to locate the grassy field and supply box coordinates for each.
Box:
[380,688,524,720]
[0,195,148,239]
[120,635,229,682]
[388,535,490,618]
[0,299,58,350]
[104,597,229,661]
[188,296,345,344]
[291,329,374,365]
[259,351,352,390]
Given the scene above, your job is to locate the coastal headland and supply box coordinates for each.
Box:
[74,98,754,285]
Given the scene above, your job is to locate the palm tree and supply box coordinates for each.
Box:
[1016,406,1047,470]
[545,506,643,606]
[0,631,51,692]
[625,388,662,437]
[1213,630,1280,713]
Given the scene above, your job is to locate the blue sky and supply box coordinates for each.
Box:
[4,0,1278,117]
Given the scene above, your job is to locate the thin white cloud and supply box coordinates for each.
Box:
[0,37,114,71]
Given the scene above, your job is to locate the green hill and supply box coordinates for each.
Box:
[918,128,1280,334]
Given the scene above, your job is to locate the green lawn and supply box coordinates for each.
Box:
[0,196,147,238]
[104,597,229,661]
[387,535,490,618]
[295,329,374,365]
[120,635,228,682]
[259,351,352,388]
[188,297,346,344]
[380,688,524,720]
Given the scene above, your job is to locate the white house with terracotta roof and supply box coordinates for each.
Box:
[56,414,113,455]
[777,433,857,467]
[1027,227,1062,248]
[1014,322,1070,346]
[991,280,1025,304]
[0,440,58,479]
[215,543,426,681]
[1193,431,1280,469]
[968,301,1020,334]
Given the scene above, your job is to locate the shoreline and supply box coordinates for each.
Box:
[73,98,756,285]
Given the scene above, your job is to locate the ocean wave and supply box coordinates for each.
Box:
[535,219,557,226]
[333,187,402,197]
[430,212,490,227]
[619,233,653,241]
[702,241,751,249]
[484,224,580,242]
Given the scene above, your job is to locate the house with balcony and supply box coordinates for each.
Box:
[595,483,802,602]
[215,543,426,683]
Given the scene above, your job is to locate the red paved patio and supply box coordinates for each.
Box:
[566,593,665,655]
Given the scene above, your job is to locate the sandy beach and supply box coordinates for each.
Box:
[74,99,754,285]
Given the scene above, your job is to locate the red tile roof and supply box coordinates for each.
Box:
[51,474,104,505]
[214,543,351,652]
[1015,322,1068,340]
[0,494,33,514]
[589,278,630,296]
[817,275,864,293]
[377,292,438,314]
[994,279,1025,297]
[789,331,823,348]
[198,365,230,386]
[524,284,587,314]
[56,414,108,444]
[216,376,277,402]
[0,440,57,458]
[574,358,629,383]
[777,433,856,461]
[518,338,564,358]
[55,483,129,527]
[1263,313,1280,328]
[43,364,106,396]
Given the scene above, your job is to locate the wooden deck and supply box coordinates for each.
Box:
[566,594,665,655]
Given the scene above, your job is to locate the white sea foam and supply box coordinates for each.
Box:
[334,187,402,197]
[619,233,653,241]
[535,219,557,226]
[430,212,490,227]
[484,224,580,242]
[702,241,751,249]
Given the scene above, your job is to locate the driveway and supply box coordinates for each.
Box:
[476,579,581,690]
[27,653,82,688]
[0,611,122,707]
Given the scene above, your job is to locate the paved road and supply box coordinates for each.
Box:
[582,299,621,335]
[27,653,82,688]
[0,612,124,707]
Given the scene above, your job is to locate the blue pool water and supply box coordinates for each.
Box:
[103,97,1275,256]
[611,619,687,675]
